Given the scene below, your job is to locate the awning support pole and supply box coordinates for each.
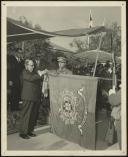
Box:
[22,41,24,51]
[93,33,104,77]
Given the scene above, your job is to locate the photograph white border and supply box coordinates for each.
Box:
[1,1,127,156]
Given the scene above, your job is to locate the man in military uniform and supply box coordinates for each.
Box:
[56,56,72,75]
[19,59,48,139]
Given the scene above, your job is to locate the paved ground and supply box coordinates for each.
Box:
[7,126,119,151]
[8,132,86,151]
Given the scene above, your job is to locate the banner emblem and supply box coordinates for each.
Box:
[59,89,78,125]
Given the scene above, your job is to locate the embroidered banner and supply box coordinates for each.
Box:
[49,74,98,149]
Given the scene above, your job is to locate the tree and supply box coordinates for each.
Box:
[8,16,61,69]
[101,22,121,56]
[70,37,89,52]
[110,22,121,57]
[19,16,33,29]
[69,22,121,57]
[34,24,42,30]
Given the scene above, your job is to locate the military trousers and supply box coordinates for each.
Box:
[19,100,40,134]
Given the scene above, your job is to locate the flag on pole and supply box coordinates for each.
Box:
[89,10,93,28]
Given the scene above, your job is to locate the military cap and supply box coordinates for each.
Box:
[57,56,66,63]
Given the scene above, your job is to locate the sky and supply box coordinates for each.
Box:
[7,6,121,32]
[7,6,121,51]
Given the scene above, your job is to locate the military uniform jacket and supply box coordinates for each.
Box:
[21,69,41,102]
[56,68,72,75]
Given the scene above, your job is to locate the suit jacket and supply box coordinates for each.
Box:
[21,69,41,102]
[7,55,22,97]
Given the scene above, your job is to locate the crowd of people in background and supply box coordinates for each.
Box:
[72,61,121,80]
[7,50,121,114]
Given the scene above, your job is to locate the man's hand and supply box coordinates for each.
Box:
[37,69,49,76]
[37,70,42,76]
[44,69,49,74]
[109,88,116,96]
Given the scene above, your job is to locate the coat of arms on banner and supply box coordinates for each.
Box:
[59,89,78,125]
[58,87,88,135]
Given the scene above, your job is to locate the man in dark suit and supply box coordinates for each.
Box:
[19,59,48,139]
[7,54,21,112]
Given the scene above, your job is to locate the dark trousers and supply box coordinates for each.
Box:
[19,100,40,134]
[115,119,121,149]
[8,93,20,112]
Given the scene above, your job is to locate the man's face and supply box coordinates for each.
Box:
[27,60,34,72]
[58,62,66,69]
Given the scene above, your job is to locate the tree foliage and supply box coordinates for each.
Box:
[70,38,89,52]
[8,16,121,70]
[70,22,121,57]
[8,16,74,69]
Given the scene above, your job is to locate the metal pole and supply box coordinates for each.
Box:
[93,33,104,77]
[111,32,117,91]
[22,41,25,58]
[22,41,24,50]
[93,51,99,77]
